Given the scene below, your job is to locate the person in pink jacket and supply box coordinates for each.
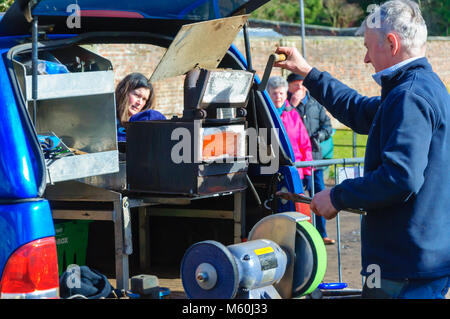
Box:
[267,76,313,180]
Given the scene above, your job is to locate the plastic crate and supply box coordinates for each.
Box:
[54,220,92,275]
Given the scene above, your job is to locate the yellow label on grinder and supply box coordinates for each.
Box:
[254,246,274,255]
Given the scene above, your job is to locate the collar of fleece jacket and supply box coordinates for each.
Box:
[379,57,431,101]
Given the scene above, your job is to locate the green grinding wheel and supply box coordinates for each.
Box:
[292,220,327,297]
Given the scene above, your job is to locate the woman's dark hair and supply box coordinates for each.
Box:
[115,72,156,125]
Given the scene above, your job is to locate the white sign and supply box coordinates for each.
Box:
[338,166,364,184]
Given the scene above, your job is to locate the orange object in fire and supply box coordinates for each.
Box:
[202,131,239,159]
[295,200,312,224]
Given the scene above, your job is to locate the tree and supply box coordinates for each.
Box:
[251,0,324,25]
[320,0,364,28]
[0,0,13,12]
[419,0,450,36]
[348,0,449,36]
[251,0,365,28]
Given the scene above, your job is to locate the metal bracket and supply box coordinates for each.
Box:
[122,197,133,255]
[24,0,39,23]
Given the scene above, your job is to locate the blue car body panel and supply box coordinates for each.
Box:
[0,49,39,199]
[0,200,55,279]
[0,14,57,280]
[0,0,270,37]
[31,0,266,20]
[277,166,304,211]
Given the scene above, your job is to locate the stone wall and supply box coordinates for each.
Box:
[248,18,359,36]
[89,35,450,128]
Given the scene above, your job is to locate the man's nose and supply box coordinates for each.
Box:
[364,52,370,64]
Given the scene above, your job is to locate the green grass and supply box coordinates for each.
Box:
[324,129,368,182]
[332,129,368,159]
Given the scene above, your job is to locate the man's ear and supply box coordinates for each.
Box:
[387,32,400,56]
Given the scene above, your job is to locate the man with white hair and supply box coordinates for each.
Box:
[275,0,450,298]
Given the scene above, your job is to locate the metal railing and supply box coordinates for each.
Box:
[294,157,365,286]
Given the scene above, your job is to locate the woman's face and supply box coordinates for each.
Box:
[128,87,150,117]
[268,87,287,109]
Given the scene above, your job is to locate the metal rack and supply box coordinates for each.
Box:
[13,45,119,184]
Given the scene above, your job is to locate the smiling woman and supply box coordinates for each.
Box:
[115,73,155,124]
[115,72,166,142]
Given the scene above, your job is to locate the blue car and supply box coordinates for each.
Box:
[0,0,304,298]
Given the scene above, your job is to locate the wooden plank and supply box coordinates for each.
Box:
[145,207,233,220]
[52,209,113,221]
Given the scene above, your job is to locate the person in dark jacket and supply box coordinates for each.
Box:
[287,72,335,245]
[275,0,450,299]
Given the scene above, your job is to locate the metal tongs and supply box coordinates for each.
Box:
[276,192,367,216]
[258,53,287,92]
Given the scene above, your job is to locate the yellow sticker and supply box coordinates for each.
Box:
[254,246,274,255]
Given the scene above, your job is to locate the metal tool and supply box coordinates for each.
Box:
[276,192,367,215]
[258,53,287,92]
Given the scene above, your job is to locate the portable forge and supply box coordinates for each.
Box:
[126,16,253,196]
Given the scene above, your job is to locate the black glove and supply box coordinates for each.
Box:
[310,135,321,152]
[314,131,326,142]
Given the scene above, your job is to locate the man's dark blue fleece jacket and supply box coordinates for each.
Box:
[303,57,450,280]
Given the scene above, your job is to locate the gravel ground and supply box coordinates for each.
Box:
[321,212,364,290]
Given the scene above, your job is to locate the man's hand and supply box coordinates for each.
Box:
[274,47,313,77]
[310,189,339,220]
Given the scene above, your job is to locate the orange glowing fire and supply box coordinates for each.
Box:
[202,131,239,159]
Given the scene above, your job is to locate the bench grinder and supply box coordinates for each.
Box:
[181,212,327,299]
